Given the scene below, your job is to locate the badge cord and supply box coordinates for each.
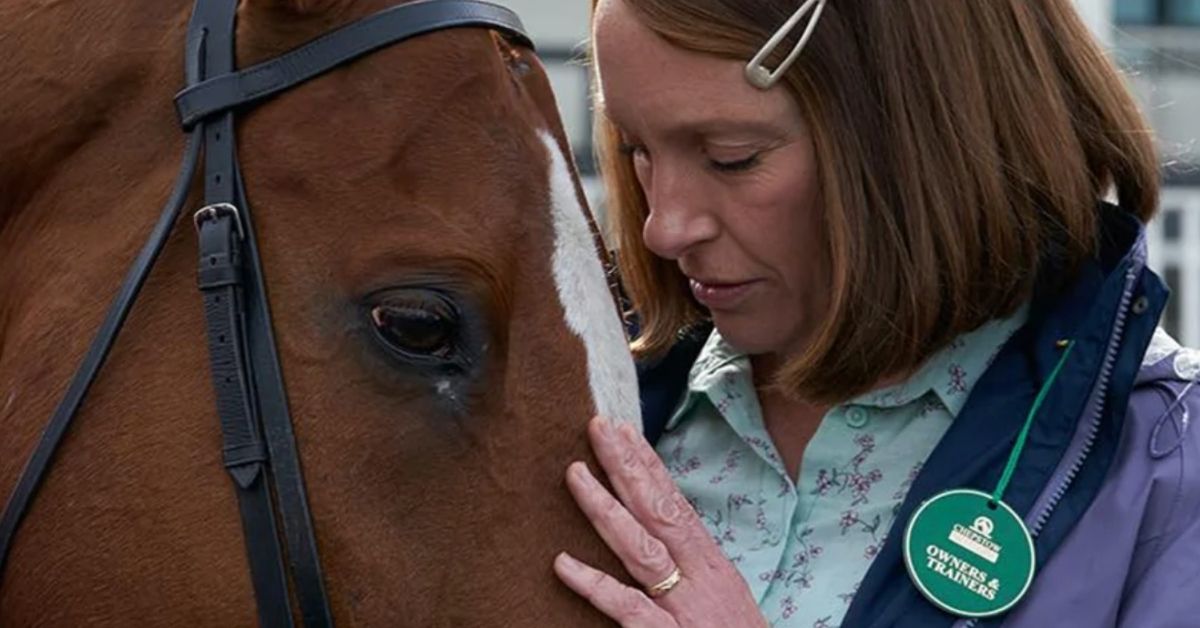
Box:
[990,339,1076,510]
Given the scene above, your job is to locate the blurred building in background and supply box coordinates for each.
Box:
[1099,0,1200,346]
[503,0,1199,345]
[495,1,600,205]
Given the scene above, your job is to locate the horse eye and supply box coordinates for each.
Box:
[370,297,459,360]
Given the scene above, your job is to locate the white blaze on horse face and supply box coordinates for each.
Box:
[540,131,642,429]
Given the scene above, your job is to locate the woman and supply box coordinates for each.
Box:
[551,0,1200,626]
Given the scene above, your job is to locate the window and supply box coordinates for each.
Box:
[1115,0,1200,25]
[1162,208,1183,241]
[1163,265,1182,339]
[1166,0,1200,24]
[540,47,596,176]
[1116,0,1160,23]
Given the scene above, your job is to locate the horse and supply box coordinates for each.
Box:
[0,0,639,625]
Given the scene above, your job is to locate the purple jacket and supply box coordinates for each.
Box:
[639,204,1200,627]
[992,329,1198,628]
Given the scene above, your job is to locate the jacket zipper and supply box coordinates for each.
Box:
[954,261,1141,628]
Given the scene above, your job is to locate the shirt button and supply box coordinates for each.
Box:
[846,406,870,428]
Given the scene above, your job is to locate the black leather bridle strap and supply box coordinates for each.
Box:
[196,205,296,628]
[228,166,333,628]
[192,0,335,620]
[190,1,311,626]
[175,0,532,128]
[0,131,204,573]
[0,0,210,588]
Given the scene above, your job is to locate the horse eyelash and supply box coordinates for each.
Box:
[617,142,645,158]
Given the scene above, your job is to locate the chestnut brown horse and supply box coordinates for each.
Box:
[0,0,638,625]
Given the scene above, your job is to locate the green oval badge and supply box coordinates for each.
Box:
[903,489,1035,618]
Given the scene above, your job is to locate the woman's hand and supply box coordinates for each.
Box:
[554,416,768,628]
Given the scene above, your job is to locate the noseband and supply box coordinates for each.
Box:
[0,2,532,626]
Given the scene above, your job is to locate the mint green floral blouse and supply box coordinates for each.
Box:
[656,308,1028,627]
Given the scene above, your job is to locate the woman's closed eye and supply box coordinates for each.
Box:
[708,152,761,173]
[618,140,761,174]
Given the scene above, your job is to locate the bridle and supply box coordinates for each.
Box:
[0,1,532,626]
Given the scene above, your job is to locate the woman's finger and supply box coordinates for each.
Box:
[565,460,679,589]
[554,552,680,628]
[587,417,718,568]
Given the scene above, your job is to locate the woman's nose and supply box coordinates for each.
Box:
[640,164,719,261]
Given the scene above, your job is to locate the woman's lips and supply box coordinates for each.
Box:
[689,278,760,309]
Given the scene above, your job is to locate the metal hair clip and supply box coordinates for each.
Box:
[744,0,828,90]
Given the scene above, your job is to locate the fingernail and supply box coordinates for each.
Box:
[595,416,614,439]
[556,552,583,573]
[571,462,596,486]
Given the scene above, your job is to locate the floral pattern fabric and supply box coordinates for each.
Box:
[655,307,1028,627]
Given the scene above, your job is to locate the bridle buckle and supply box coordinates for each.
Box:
[193,202,244,240]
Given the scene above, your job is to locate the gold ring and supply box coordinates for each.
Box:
[645,567,682,598]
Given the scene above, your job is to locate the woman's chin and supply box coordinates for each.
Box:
[711,318,781,356]
[711,308,809,361]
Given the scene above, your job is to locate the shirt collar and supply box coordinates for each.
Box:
[662,331,747,431]
[665,303,1029,431]
[851,303,1029,416]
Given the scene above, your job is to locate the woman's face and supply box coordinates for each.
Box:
[593,0,828,360]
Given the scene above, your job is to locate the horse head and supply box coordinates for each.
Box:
[0,0,637,624]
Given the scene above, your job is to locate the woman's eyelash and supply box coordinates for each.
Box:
[710,154,761,173]
[617,142,759,173]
